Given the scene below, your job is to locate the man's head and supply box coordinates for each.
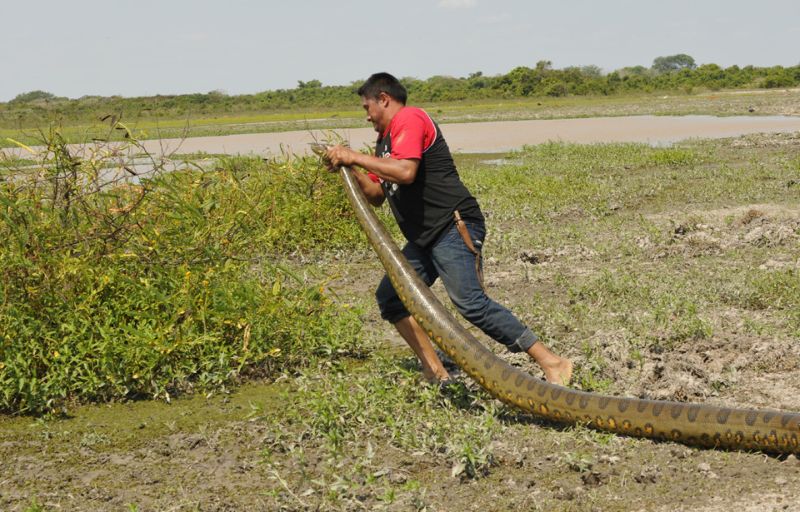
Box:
[357,72,408,105]
[357,72,407,133]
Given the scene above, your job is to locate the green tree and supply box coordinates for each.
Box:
[9,90,58,104]
[503,66,539,96]
[618,65,649,77]
[761,66,795,88]
[580,65,603,78]
[652,54,696,74]
[297,79,322,89]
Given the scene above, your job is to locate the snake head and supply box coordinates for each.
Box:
[308,143,329,157]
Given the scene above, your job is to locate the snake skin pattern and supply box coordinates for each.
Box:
[337,165,800,454]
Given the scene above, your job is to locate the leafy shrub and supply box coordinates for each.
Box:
[0,130,364,414]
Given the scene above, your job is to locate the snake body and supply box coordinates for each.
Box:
[337,165,800,454]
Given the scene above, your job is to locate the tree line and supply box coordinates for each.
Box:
[3,55,799,126]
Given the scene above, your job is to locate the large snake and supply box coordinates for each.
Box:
[332,162,800,454]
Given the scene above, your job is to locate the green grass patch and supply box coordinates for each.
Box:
[725,268,800,334]
[262,355,501,481]
[456,136,797,391]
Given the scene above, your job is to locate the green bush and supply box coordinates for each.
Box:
[0,131,364,414]
[4,62,800,133]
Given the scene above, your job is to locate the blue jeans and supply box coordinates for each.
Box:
[375,221,538,353]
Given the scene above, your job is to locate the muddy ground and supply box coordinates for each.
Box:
[2,133,800,511]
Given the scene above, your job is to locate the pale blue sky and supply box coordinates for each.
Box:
[2,0,798,101]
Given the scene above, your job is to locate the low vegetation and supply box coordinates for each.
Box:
[2,131,799,510]
[0,129,367,414]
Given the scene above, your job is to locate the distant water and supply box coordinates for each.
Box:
[3,115,800,160]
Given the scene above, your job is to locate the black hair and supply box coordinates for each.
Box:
[356,72,408,105]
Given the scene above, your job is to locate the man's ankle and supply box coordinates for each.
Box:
[422,367,451,383]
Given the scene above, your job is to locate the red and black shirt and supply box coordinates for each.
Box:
[371,107,483,247]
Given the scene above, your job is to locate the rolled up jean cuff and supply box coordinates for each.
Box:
[508,328,538,353]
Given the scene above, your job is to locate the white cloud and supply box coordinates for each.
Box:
[438,0,477,9]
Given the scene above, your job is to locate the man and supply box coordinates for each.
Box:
[325,72,572,385]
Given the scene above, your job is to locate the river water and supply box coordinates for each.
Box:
[3,115,800,160]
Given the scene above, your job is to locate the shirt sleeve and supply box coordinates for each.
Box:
[389,109,428,160]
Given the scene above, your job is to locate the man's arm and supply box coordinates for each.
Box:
[351,168,386,207]
[326,145,419,185]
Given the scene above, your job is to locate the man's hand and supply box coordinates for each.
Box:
[325,145,360,170]
[317,144,385,206]
[321,143,418,185]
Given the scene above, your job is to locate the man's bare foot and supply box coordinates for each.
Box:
[541,358,573,386]
[526,341,573,386]
[422,367,451,384]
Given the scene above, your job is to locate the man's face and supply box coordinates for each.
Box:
[362,94,388,133]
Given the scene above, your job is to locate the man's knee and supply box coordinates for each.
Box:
[451,289,491,322]
[375,276,409,324]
